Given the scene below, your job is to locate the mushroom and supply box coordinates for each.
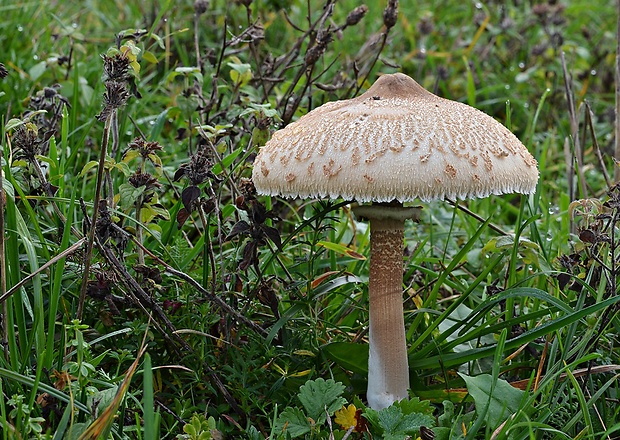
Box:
[252,73,538,409]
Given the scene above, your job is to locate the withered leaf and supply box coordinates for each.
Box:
[240,240,258,271]
[173,165,188,182]
[181,185,201,213]
[579,229,596,244]
[176,207,191,229]
[226,220,251,241]
[260,224,282,249]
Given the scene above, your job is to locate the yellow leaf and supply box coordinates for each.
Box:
[334,404,357,430]
[289,369,311,378]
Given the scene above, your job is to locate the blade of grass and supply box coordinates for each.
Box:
[410,293,620,370]
[143,352,156,440]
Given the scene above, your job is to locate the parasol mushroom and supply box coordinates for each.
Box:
[252,72,538,409]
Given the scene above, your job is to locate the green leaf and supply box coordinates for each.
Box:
[322,342,368,375]
[396,397,435,416]
[79,160,99,177]
[228,59,252,86]
[122,149,140,164]
[274,407,312,438]
[298,378,346,424]
[142,50,158,64]
[29,61,47,81]
[5,118,25,132]
[211,147,241,174]
[119,183,146,208]
[364,402,434,437]
[459,373,524,429]
[316,241,366,260]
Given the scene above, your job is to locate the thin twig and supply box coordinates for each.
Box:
[615,0,620,182]
[77,111,114,320]
[584,101,612,189]
[560,50,587,199]
[0,238,87,304]
[130,237,269,338]
[446,198,509,236]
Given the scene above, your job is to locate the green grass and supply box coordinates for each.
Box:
[0,0,619,438]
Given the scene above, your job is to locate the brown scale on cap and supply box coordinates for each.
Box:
[253,72,538,203]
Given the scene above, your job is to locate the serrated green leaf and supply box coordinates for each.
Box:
[364,404,434,437]
[394,396,434,416]
[149,204,170,221]
[298,378,346,423]
[119,183,146,208]
[112,161,132,177]
[459,373,524,429]
[274,407,312,438]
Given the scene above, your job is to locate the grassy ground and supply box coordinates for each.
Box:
[1,0,619,438]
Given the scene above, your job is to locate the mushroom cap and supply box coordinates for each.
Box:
[252,73,539,203]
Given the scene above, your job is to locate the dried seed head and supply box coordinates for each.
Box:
[97,81,130,121]
[194,0,209,14]
[129,170,161,191]
[101,53,131,83]
[305,30,334,66]
[0,62,8,79]
[127,137,163,159]
[239,177,257,201]
[383,0,399,29]
[416,14,434,36]
[27,85,70,142]
[346,5,368,27]
[12,123,41,160]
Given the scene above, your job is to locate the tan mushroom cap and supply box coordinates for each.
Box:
[252,73,539,203]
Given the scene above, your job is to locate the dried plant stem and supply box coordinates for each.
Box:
[585,101,612,189]
[132,237,269,338]
[135,195,145,265]
[0,238,86,304]
[193,9,202,70]
[446,198,509,236]
[77,112,113,320]
[615,0,620,183]
[560,50,587,199]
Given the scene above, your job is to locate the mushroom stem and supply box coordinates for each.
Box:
[366,214,409,410]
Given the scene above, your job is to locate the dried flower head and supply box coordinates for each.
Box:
[239,178,257,201]
[383,0,399,29]
[97,81,130,121]
[416,14,434,36]
[346,5,368,27]
[305,30,334,66]
[129,170,162,192]
[127,137,163,159]
[194,0,209,14]
[101,53,131,83]
[28,85,70,142]
[173,145,217,186]
[12,123,41,160]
